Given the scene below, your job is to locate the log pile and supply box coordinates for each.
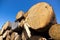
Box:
[0,2,60,40]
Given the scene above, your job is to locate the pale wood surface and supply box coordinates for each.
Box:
[16,11,24,19]
[49,24,60,39]
[25,2,56,29]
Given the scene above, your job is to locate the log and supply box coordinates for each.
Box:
[25,2,57,30]
[11,32,21,40]
[2,30,11,38]
[6,35,11,40]
[2,21,11,30]
[0,36,3,40]
[49,24,60,40]
[16,11,24,20]
[11,32,17,40]
[22,30,27,40]
[15,34,21,40]
[0,21,11,35]
[24,22,31,38]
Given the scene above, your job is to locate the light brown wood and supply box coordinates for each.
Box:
[49,24,60,40]
[15,34,21,40]
[22,31,27,40]
[16,11,24,19]
[6,35,11,40]
[0,36,3,40]
[2,21,10,30]
[24,12,28,18]
[25,2,56,29]
[11,32,17,40]
[2,30,10,38]
[11,32,21,40]
[0,21,10,35]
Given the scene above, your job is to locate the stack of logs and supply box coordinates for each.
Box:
[0,2,60,40]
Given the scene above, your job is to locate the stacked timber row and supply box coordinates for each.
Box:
[0,2,60,40]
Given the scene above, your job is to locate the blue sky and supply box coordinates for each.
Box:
[0,0,60,29]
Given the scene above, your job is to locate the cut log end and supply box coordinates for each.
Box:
[16,11,24,20]
[49,24,60,40]
[25,2,56,30]
[0,21,11,35]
